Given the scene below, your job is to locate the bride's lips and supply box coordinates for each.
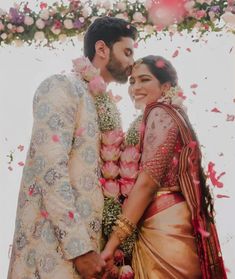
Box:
[134,94,146,101]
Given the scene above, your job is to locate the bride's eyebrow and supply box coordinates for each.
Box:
[138,74,152,78]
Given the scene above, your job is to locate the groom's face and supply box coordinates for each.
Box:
[106,37,134,83]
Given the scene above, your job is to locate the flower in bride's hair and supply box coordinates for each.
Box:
[120,146,141,163]
[119,265,135,279]
[119,178,135,197]
[88,75,107,96]
[120,162,138,180]
[101,129,124,146]
[102,162,119,179]
[101,145,121,162]
[102,180,120,198]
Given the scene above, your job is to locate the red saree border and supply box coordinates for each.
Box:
[142,192,185,220]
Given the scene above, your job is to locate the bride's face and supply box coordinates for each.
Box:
[129,63,164,110]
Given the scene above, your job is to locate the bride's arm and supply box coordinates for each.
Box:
[101,107,179,259]
[102,171,157,258]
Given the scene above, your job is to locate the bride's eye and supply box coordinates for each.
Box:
[141,79,150,82]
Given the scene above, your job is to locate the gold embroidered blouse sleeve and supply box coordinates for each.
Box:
[140,107,179,188]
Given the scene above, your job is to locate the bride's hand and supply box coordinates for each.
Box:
[101,247,114,262]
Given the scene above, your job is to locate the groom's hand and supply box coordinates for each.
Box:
[74,251,106,279]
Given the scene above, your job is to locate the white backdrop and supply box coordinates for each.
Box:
[1,2,235,278]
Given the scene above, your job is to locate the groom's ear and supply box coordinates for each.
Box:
[94,40,110,60]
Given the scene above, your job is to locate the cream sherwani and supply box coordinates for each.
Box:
[8,74,104,279]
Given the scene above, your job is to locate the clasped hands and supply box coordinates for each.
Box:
[74,249,115,279]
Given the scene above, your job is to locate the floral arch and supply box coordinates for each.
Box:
[0,0,235,47]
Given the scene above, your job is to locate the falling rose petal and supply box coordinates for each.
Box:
[188,141,197,149]
[133,42,139,48]
[108,91,122,103]
[192,91,197,95]
[216,194,230,199]
[172,50,179,58]
[126,24,130,29]
[190,83,198,89]
[207,162,224,188]
[211,107,222,113]
[178,92,187,100]
[172,157,178,166]
[52,135,60,142]
[155,60,165,68]
[226,114,235,121]
[198,228,210,238]
[41,210,49,218]
[225,267,231,273]
[40,2,47,9]
[229,47,233,53]
[18,161,24,167]
[68,211,74,219]
[186,48,191,52]
[8,166,13,171]
[99,178,106,185]
[75,127,85,137]
[219,152,224,157]
[217,171,226,180]
[17,145,24,152]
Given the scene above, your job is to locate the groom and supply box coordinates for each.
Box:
[8,16,137,279]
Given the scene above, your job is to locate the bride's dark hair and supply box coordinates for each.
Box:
[138,55,215,223]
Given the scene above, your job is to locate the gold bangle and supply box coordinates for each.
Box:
[118,214,136,231]
[112,225,129,242]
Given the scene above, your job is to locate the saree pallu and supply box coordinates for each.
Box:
[139,102,227,279]
[132,193,201,279]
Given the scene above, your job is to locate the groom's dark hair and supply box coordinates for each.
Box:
[84,16,137,61]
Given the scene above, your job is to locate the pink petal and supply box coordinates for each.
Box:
[178,92,187,100]
[8,166,13,171]
[211,107,221,113]
[41,210,49,218]
[108,91,122,103]
[99,178,106,185]
[68,211,74,219]
[216,194,230,199]
[133,42,139,48]
[188,141,197,149]
[198,227,210,238]
[18,161,24,167]
[52,135,60,142]
[186,48,191,52]
[155,60,165,68]
[172,50,179,58]
[217,171,226,180]
[226,114,235,121]
[225,267,231,273]
[190,83,198,89]
[17,145,24,152]
[75,127,85,137]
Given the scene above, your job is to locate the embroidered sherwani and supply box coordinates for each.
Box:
[8,74,104,279]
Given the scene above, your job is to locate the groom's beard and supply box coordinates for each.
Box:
[106,52,131,83]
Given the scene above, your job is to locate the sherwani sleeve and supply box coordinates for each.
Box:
[140,107,179,188]
[29,74,94,259]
